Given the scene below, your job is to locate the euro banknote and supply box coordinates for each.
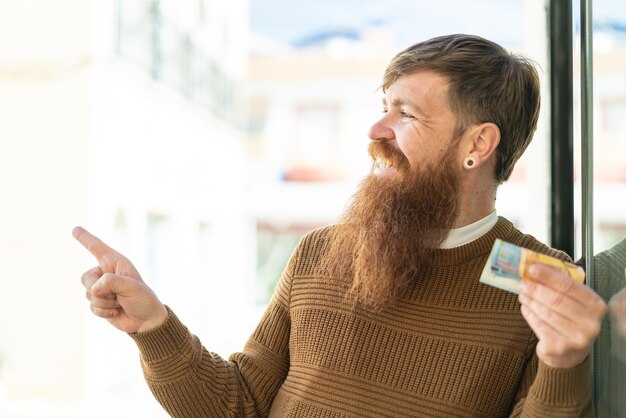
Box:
[479,239,585,294]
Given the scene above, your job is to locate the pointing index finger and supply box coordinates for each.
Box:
[72,226,117,261]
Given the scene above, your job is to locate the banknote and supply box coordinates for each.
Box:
[479,239,585,294]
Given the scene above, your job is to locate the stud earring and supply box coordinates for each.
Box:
[464,156,476,169]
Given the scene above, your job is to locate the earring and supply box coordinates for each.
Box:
[464,156,476,169]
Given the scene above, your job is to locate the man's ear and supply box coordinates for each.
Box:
[461,123,500,170]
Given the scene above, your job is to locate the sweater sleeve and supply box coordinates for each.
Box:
[128,253,296,417]
[509,349,593,417]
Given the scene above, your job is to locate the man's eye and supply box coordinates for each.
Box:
[382,108,388,113]
[401,111,414,119]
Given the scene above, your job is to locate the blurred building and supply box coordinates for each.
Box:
[588,31,626,251]
[0,0,251,416]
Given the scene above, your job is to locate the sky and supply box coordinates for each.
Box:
[250,0,626,50]
[250,0,523,48]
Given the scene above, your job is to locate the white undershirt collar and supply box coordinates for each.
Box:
[440,210,498,249]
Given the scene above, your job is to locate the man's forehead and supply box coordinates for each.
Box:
[383,72,451,112]
[387,71,450,93]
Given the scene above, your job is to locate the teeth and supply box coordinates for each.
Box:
[375,157,393,168]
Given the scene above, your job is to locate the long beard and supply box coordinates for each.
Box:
[319,141,461,310]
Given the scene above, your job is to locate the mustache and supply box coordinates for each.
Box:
[367,141,410,173]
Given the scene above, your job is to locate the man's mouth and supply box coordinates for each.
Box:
[368,141,408,174]
[374,157,394,169]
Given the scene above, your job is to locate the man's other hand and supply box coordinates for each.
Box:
[518,264,607,368]
[73,226,168,334]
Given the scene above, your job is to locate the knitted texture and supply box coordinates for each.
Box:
[130,217,592,417]
[592,239,626,417]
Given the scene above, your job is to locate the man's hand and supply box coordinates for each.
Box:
[73,226,168,334]
[518,264,607,368]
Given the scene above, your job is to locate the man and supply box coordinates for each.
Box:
[75,34,606,417]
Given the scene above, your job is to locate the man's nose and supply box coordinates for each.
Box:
[368,116,394,142]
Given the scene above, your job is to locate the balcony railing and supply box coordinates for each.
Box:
[116,0,237,123]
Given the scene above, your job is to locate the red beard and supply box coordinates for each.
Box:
[319,140,461,310]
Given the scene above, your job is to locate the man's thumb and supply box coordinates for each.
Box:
[91,273,134,298]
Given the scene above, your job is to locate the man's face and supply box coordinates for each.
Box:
[368,71,461,176]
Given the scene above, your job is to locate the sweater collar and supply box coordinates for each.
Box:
[431,216,514,266]
[440,211,498,249]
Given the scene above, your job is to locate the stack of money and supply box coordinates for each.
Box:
[480,239,585,294]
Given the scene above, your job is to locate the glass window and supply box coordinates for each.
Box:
[578,1,626,415]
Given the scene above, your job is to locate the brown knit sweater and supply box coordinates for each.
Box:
[130,217,593,417]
